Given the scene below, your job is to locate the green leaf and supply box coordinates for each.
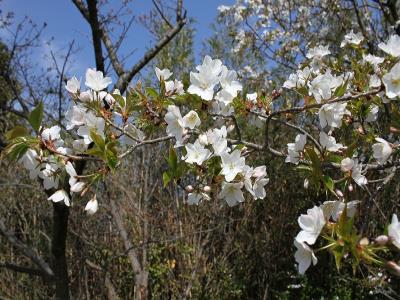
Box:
[334,78,349,97]
[167,145,178,173]
[2,137,30,161]
[112,93,126,109]
[146,87,159,99]
[163,171,171,187]
[105,142,118,170]
[5,126,29,140]
[90,130,105,151]
[28,102,44,132]
[322,175,334,193]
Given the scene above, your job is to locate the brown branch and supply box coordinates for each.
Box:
[0,262,51,278]
[115,17,186,93]
[87,0,105,72]
[0,218,54,278]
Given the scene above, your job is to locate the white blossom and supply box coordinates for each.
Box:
[365,104,379,122]
[340,30,363,47]
[378,34,400,57]
[319,132,343,152]
[220,149,246,182]
[383,62,400,99]
[164,105,185,144]
[65,76,80,94]
[341,158,367,186]
[388,214,400,249]
[183,110,201,129]
[372,138,392,165]
[48,189,70,206]
[294,240,317,275]
[295,206,326,245]
[188,56,222,101]
[318,102,350,128]
[85,68,112,91]
[85,195,98,215]
[182,140,211,165]
[321,200,359,221]
[155,67,172,81]
[218,181,245,206]
[65,161,85,193]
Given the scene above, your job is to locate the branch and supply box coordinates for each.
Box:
[115,17,186,93]
[0,218,54,278]
[87,0,105,72]
[0,262,51,278]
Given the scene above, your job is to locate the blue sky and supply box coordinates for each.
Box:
[1,0,234,78]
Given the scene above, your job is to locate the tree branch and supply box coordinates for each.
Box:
[0,218,54,278]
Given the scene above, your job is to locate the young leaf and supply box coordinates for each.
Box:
[28,102,44,132]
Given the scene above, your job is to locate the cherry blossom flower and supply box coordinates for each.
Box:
[182,140,211,165]
[65,76,80,94]
[365,104,379,122]
[188,55,222,101]
[219,66,242,98]
[372,138,392,165]
[340,30,363,47]
[383,62,400,99]
[341,158,367,186]
[388,214,400,249]
[378,34,400,57]
[285,134,307,164]
[48,189,70,206]
[65,105,88,130]
[187,192,210,205]
[165,105,185,144]
[85,195,98,215]
[295,205,325,245]
[319,132,343,152]
[246,92,257,103]
[220,149,246,182]
[155,67,172,81]
[321,200,359,221]
[77,112,105,144]
[85,68,112,91]
[65,162,85,193]
[318,102,350,129]
[19,149,41,179]
[244,166,269,200]
[294,240,318,275]
[218,181,245,206]
[183,110,201,129]
[41,125,61,142]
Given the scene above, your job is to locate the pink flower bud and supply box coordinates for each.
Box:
[203,186,211,193]
[185,185,194,193]
[335,189,343,198]
[374,235,389,246]
[386,261,400,276]
[348,184,353,192]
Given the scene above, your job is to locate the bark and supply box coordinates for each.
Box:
[52,202,70,300]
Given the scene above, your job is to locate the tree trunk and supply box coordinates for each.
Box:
[52,202,70,299]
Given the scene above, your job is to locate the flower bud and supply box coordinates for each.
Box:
[348,184,353,192]
[386,261,400,276]
[359,237,369,246]
[85,195,98,215]
[227,124,235,133]
[198,134,208,145]
[185,185,194,193]
[203,185,211,193]
[303,179,309,189]
[374,235,389,246]
[390,126,400,134]
[335,189,343,198]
